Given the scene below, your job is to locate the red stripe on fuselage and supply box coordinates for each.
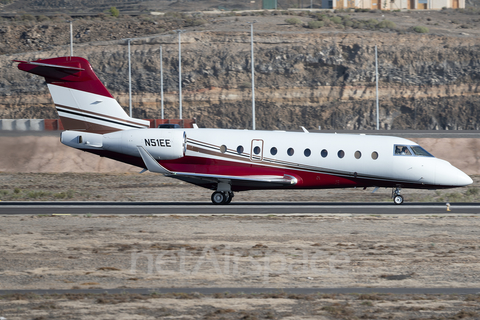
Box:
[83,149,451,191]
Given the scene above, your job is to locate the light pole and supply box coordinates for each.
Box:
[160,45,164,120]
[176,30,185,120]
[128,39,132,117]
[69,21,73,56]
[247,22,256,130]
[375,45,379,130]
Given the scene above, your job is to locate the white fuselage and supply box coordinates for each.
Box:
[61,128,472,190]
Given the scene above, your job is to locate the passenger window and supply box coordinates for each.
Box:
[253,146,261,155]
[371,151,378,160]
[355,151,361,159]
[287,148,294,156]
[270,147,277,156]
[394,145,412,156]
[321,149,328,158]
[338,150,345,159]
[220,145,227,153]
[237,146,244,154]
[304,148,311,157]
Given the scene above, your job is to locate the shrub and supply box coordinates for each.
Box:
[308,20,324,29]
[466,187,479,196]
[22,14,35,21]
[285,17,302,25]
[331,16,342,24]
[366,18,379,28]
[413,26,429,33]
[343,20,354,27]
[37,15,49,22]
[185,18,206,26]
[377,20,396,29]
[109,6,120,18]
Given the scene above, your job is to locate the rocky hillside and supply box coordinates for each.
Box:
[1,10,480,130]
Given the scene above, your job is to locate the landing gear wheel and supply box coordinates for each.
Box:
[224,192,234,204]
[393,195,404,205]
[211,191,227,205]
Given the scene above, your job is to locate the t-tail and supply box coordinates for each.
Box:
[15,57,150,133]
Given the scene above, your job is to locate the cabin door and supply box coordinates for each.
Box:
[250,139,264,162]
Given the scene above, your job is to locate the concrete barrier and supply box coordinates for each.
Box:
[0,119,45,131]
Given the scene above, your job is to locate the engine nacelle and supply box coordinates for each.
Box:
[61,129,186,160]
[103,129,186,160]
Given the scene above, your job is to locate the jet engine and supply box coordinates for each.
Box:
[61,129,186,161]
[103,129,186,160]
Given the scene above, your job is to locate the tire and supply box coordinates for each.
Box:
[211,191,226,205]
[393,195,404,205]
[224,192,234,204]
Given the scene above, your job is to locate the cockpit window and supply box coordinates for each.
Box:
[394,144,434,157]
[394,145,412,156]
[411,145,434,157]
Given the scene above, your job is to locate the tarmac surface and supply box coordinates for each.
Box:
[1,202,479,215]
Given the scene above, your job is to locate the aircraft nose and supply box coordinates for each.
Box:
[458,171,473,186]
[435,160,473,187]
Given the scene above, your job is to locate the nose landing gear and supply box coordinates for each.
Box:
[392,187,404,205]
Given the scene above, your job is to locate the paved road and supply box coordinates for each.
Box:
[1,202,479,215]
[1,287,479,295]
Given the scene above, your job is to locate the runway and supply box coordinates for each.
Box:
[1,202,480,215]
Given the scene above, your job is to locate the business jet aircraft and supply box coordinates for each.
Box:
[15,57,473,205]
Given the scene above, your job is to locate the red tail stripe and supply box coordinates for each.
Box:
[17,56,113,98]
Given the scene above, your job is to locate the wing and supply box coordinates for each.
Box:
[136,146,297,189]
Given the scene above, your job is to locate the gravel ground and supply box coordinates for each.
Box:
[1,214,480,318]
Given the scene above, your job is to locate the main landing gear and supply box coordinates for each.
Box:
[392,187,404,205]
[211,191,234,205]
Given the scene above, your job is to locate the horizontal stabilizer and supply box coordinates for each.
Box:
[13,60,85,71]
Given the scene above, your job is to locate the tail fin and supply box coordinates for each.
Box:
[16,56,150,133]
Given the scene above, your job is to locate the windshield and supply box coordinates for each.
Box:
[410,145,434,157]
[394,145,434,157]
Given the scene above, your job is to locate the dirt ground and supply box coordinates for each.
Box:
[0,171,479,203]
[1,214,480,318]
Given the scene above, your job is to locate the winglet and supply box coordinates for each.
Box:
[136,146,172,174]
[301,126,309,133]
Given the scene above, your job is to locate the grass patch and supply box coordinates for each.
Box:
[285,17,302,25]
[27,191,51,199]
[308,20,324,29]
[413,26,429,33]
